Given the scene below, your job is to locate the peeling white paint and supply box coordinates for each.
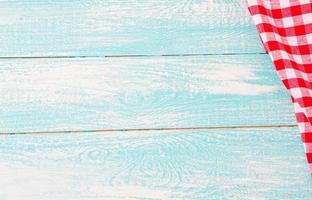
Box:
[0,58,279,105]
[0,163,175,200]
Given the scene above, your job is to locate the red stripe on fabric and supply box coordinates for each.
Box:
[256,23,312,37]
[264,41,312,55]
[274,60,312,73]
[302,133,312,143]
[294,97,312,107]
[296,112,309,123]
[282,78,312,90]
[248,4,312,18]
[281,79,290,90]
[307,153,312,163]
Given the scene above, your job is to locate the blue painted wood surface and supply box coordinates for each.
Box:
[0,0,310,199]
[0,54,295,133]
[0,128,311,199]
[0,0,263,57]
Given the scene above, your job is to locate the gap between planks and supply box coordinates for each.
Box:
[0,52,267,60]
[0,124,297,136]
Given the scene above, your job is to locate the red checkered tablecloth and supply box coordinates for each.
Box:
[247,0,312,173]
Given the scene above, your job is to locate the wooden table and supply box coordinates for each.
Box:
[0,1,311,199]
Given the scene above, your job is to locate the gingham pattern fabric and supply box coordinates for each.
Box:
[247,0,312,173]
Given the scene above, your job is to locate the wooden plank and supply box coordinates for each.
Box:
[0,0,263,57]
[0,54,295,133]
[0,128,311,199]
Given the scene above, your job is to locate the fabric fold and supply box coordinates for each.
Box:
[246,0,312,173]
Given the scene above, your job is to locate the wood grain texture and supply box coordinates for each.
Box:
[0,54,295,133]
[0,128,311,199]
[0,0,263,57]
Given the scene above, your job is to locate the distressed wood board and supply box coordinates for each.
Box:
[0,0,263,57]
[0,128,311,200]
[0,54,295,133]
